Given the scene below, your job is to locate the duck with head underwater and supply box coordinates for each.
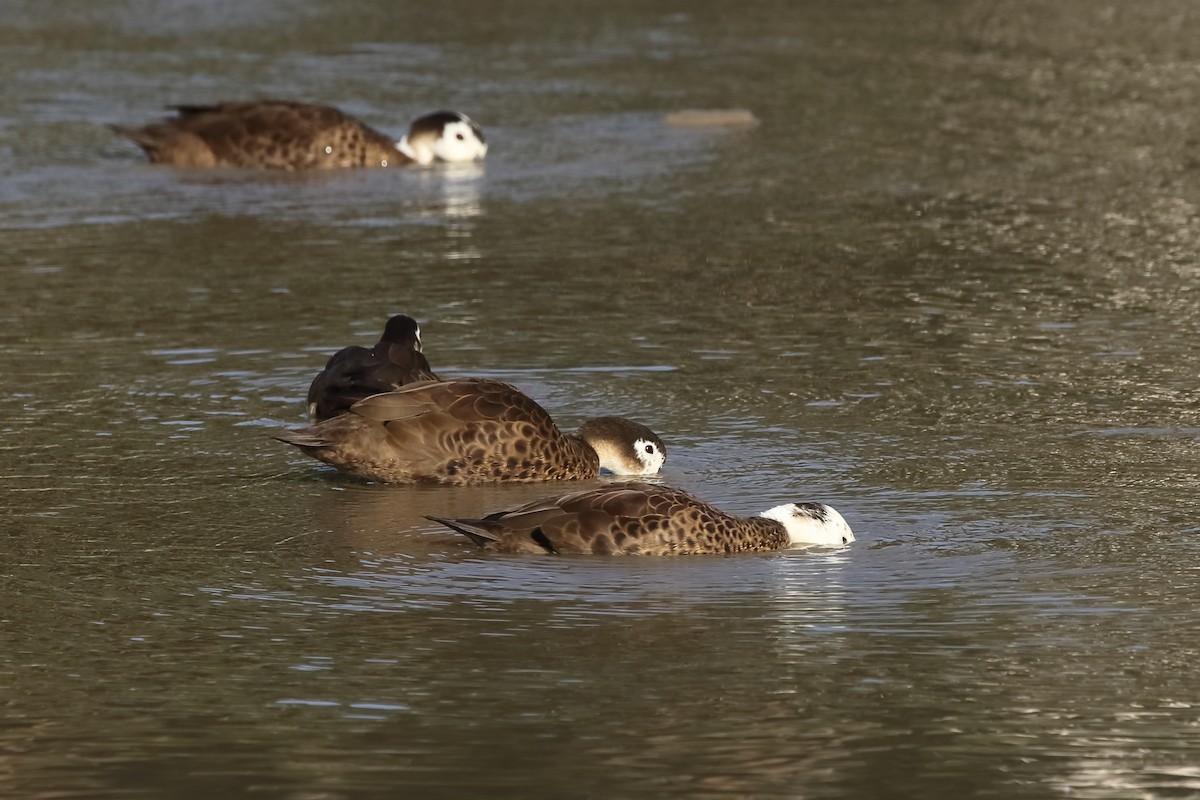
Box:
[427,482,855,555]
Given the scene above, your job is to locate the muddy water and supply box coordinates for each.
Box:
[3,1,1200,797]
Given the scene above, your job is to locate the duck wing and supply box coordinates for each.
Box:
[343,379,590,483]
[350,379,555,426]
[114,100,403,169]
[430,482,714,554]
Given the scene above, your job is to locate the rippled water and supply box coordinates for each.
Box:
[4,1,1200,798]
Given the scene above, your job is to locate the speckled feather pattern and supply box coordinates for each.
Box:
[277,379,610,485]
[428,483,794,555]
[111,100,410,169]
[307,315,438,422]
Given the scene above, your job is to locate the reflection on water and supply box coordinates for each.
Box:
[5,0,1200,797]
[422,163,485,221]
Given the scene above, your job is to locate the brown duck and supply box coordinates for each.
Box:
[426,482,855,555]
[307,314,438,422]
[110,101,487,169]
[274,378,665,485]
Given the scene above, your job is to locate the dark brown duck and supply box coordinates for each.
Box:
[427,482,855,555]
[275,378,665,485]
[307,314,438,422]
[110,101,487,169]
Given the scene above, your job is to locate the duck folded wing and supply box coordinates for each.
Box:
[470,483,678,554]
[431,507,630,555]
[348,380,449,422]
[165,102,336,163]
[171,101,381,144]
[351,379,556,427]
[113,100,404,169]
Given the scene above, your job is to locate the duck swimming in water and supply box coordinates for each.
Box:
[427,482,855,555]
[110,101,487,169]
[275,378,665,485]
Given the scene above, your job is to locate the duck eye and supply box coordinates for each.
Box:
[455,133,465,140]
[644,444,655,454]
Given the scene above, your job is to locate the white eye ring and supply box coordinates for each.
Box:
[324,145,332,154]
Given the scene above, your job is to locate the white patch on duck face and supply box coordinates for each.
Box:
[592,437,663,476]
[430,119,488,163]
[396,114,487,164]
[632,438,665,475]
[759,503,855,547]
[414,325,423,352]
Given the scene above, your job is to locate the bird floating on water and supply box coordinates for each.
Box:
[110,100,487,169]
[427,481,854,555]
[274,378,665,485]
[307,314,438,422]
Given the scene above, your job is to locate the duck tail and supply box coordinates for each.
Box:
[272,427,333,449]
[424,516,499,548]
[108,123,178,162]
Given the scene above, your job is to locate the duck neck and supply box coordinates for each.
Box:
[395,137,427,164]
[751,518,791,549]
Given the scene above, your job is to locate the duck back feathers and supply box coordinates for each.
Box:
[111,100,404,169]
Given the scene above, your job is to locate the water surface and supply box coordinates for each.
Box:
[4,1,1200,798]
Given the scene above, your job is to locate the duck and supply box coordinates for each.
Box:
[307,314,439,422]
[274,378,665,485]
[110,100,487,169]
[426,482,855,555]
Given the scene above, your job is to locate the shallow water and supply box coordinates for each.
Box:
[4,1,1200,797]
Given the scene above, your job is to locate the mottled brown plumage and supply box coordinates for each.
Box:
[307,314,438,422]
[426,482,855,555]
[274,378,665,485]
[110,101,486,169]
